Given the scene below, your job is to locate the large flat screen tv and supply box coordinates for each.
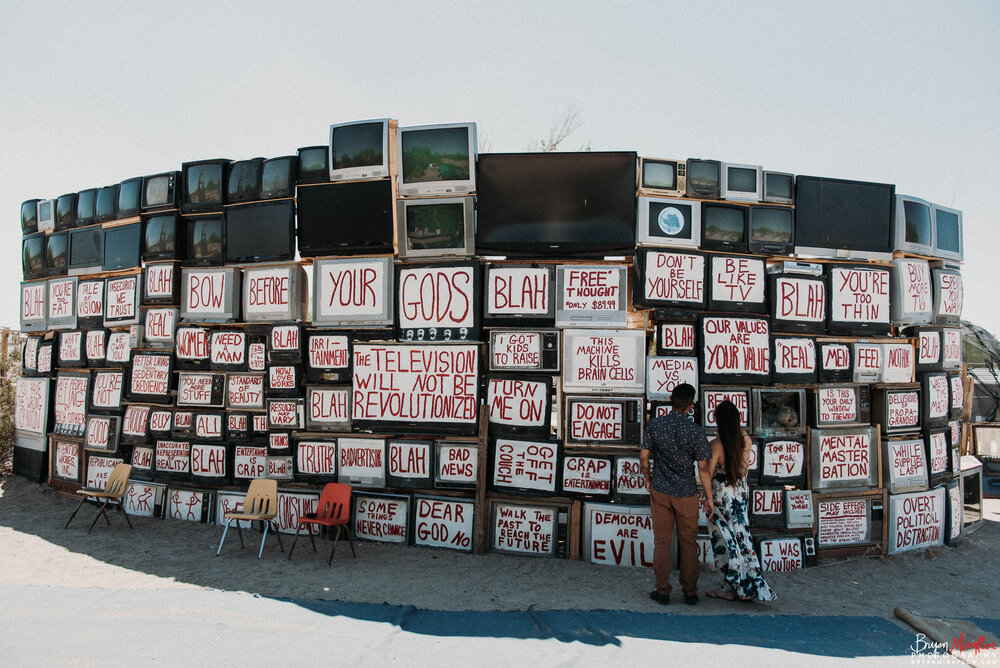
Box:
[476,151,638,257]
[297,180,394,256]
[794,175,895,260]
[224,200,296,264]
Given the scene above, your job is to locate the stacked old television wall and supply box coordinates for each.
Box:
[14,119,968,567]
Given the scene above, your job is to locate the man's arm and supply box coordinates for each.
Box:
[697,458,715,518]
[640,448,652,491]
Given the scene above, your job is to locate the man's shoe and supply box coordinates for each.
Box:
[649,590,670,605]
[684,594,699,606]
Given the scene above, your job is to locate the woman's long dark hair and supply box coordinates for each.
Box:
[714,400,746,486]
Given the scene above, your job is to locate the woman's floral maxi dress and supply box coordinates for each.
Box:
[708,472,777,601]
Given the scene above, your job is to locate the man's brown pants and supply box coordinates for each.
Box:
[649,488,700,596]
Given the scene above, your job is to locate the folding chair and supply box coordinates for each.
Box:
[65,463,134,533]
[216,478,283,559]
[288,482,355,565]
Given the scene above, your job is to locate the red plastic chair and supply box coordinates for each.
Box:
[288,483,356,565]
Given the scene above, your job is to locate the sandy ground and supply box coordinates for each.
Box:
[1,475,997,620]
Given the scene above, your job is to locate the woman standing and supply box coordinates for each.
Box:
[697,400,776,602]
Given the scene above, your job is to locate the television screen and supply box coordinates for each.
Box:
[224,200,295,263]
[476,151,638,257]
[143,213,184,261]
[260,156,297,199]
[330,118,390,181]
[182,160,228,211]
[297,180,394,256]
[37,199,55,232]
[932,203,963,261]
[685,159,721,198]
[142,172,179,211]
[639,157,685,197]
[68,227,104,273]
[722,163,762,202]
[46,233,68,275]
[397,197,475,259]
[749,206,794,255]
[76,188,97,226]
[227,158,264,203]
[635,197,701,248]
[794,175,895,259]
[95,185,119,223]
[22,234,46,279]
[102,223,142,271]
[117,178,142,219]
[763,171,794,204]
[21,199,40,234]
[894,195,933,254]
[296,146,328,184]
[701,202,747,252]
[55,193,77,230]
[186,217,225,265]
[398,123,476,196]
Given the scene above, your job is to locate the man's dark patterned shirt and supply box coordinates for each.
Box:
[641,410,711,497]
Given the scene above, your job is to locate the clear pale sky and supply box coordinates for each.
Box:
[2,1,998,333]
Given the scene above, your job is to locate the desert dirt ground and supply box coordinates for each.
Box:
[1,474,997,620]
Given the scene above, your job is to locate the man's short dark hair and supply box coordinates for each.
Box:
[671,383,696,410]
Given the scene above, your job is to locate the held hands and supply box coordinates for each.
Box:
[641,467,652,491]
[700,492,715,518]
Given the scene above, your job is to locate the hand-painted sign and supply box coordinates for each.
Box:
[817,498,870,546]
[54,373,89,437]
[829,266,890,326]
[888,487,945,554]
[639,250,705,306]
[492,502,556,556]
[354,493,409,543]
[492,438,558,493]
[14,377,50,436]
[645,356,698,400]
[397,263,478,341]
[562,456,612,496]
[414,496,474,551]
[585,504,653,567]
[759,537,804,571]
[562,329,645,394]
[486,266,551,318]
[436,442,478,486]
[104,275,140,325]
[700,316,770,380]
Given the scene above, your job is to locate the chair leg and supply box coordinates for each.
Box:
[346,525,356,558]
[235,522,244,549]
[273,522,284,553]
[288,525,301,561]
[117,502,133,529]
[308,525,317,553]
[258,521,269,559]
[65,497,87,529]
[217,520,231,556]
[328,526,340,566]
[89,500,110,533]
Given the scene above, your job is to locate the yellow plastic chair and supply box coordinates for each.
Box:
[64,463,134,533]
[216,478,284,558]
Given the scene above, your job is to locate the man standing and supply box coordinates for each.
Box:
[640,383,713,605]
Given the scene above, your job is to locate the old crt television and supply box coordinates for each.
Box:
[483,263,557,326]
[95,185,119,223]
[685,158,721,199]
[45,232,68,275]
[635,196,701,248]
[180,267,241,323]
[102,222,142,271]
[293,437,338,483]
[707,255,766,314]
[932,267,962,325]
[488,329,560,372]
[37,198,56,232]
[701,202,748,253]
[749,205,794,255]
[141,171,180,211]
[638,157,686,198]
[893,195,933,256]
[752,388,807,438]
[186,216,225,266]
[297,180,394,256]
[476,151,637,257]
[891,258,933,327]
[794,175,895,261]
[920,372,950,428]
[808,426,879,491]
[68,227,104,275]
[700,386,751,430]
[872,385,921,435]
[143,213,185,261]
[181,159,229,212]
[330,118,391,182]
[117,177,143,219]
[808,384,872,428]
[296,145,329,184]
[386,439,435,489]
[227,157,264,204]
[260,156,297,200]
[224,200,296,263]
[242,264,306,322]
[932,203,963,262]
[22,234,46,280]
[491,437,560,495]
[486,375,553,436]
[397,122,476,197]
[767,271,826,334]
[564,395,643,447]
[304,385,351,432]
[825,264,892,336]
[721,163,763,202]
[76,188,97,226]
[55,193,77,230]
[632,248,707,310]
[21,199,40,234]
[763,171,795,204]
[397,196,475,259]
